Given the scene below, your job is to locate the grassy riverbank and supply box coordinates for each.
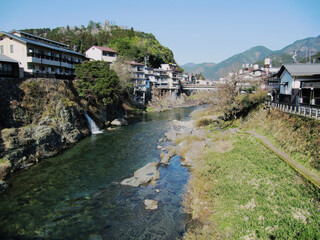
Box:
[183,130,320,239]
[180,87,320,239]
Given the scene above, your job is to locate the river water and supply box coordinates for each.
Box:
[0,107,195,240]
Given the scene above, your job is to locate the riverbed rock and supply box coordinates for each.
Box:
[165,130,177,141]
[121,162,160,187]
[160,147,176,165]
[143,199,158,210]
[111,118,128,126]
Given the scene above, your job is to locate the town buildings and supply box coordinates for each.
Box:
[129,62,185,104]
[0,29,190,104]
[0,30,86,78]
[85,45,118,64]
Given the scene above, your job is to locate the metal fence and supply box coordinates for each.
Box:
[266,101,320,120]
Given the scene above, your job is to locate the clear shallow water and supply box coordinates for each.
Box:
[0,108,195,240]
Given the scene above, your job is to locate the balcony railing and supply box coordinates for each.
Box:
[27,52,80,65]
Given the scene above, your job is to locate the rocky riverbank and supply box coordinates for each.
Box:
[0,78,134,191]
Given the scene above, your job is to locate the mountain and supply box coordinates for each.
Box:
[183,35,320,80]
[182,62,216,75]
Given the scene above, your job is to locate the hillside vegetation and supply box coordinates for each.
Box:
[22,20,175,68]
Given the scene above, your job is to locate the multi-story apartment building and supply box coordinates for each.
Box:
[128,61,151,103]
[85,45,118,64]
[0,30,86,77]
[159,63,182,89]
[123,60,185,104]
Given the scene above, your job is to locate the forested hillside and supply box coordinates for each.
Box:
[22,20,175,68]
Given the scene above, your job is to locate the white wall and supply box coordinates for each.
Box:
[85,47,102,61]
[0,36,27,70]
[280,70,294,95]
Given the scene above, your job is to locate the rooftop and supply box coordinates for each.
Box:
[0,31,85,57]
[11,29,69,48]
[279,64,320,77]
[0,54,19,63]
[89,45,118,54]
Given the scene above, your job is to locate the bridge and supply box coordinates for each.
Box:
[153,84,218,92]
[182,84,217,91]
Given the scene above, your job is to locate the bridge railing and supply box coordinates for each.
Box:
[266,101,320,120]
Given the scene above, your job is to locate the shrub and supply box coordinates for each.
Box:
[75,61,120,105]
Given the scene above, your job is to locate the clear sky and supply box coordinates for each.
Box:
[1,0,320,65]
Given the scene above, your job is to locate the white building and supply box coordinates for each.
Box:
[85,45,118,64]
[159,63,182,89]
[0,30,86,77]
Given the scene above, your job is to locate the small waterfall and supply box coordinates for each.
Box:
[85,113,103,134]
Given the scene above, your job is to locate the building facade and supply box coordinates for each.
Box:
[277,64,320,107]
[85,46,118,64]
[0,30,86,77]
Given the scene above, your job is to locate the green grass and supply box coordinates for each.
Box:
[187,133,320,239]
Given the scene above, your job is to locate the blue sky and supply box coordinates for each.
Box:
[1,0,320,65]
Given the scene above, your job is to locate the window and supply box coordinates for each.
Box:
[0,45,3,54]
[27,64,35,70]
[10,45,13,53]
[2,63,13,74]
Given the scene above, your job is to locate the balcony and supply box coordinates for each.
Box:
[27,52,79,68]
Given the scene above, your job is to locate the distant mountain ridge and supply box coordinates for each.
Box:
[183,35,320,80]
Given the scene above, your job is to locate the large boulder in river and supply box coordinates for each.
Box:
[121,162,160,187]
[111,118,128,126]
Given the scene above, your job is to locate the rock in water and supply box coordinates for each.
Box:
[143,199,158,210]
[111,118,128,126]
[121,162,160,187]
[160,147,176,165]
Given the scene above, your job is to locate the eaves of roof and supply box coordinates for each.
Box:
[0,54,19,63]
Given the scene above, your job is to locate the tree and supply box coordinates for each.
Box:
[75,61,120,105]
[111,58,133,99]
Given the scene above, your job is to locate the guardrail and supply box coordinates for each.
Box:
[266,101,320,120]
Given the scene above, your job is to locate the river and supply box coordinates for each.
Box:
[0,107,195,240]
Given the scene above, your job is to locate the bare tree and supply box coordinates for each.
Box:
[111,58,133,98]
